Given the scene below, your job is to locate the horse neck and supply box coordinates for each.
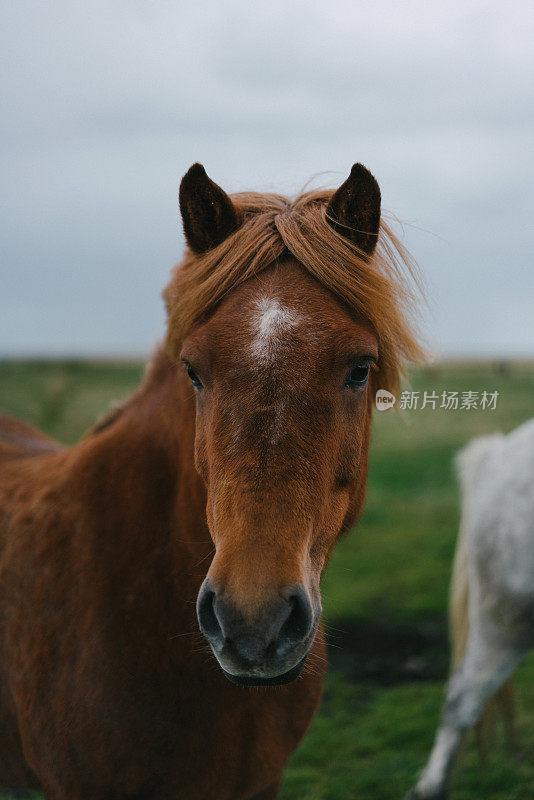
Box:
[75,346,210,564]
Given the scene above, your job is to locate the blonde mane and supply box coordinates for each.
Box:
[164,188,425,395]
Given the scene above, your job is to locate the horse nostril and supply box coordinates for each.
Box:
[278,588,313,651]
[197,583,223,647]
[197,580,315,669]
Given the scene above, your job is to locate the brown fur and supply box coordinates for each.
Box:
[165,187,424,398]
[0,165,423,799]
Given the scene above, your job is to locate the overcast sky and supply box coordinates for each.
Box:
[1,0,533,358]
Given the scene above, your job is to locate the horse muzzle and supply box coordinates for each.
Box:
[196,578,319,686]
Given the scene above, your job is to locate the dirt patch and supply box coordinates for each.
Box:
[326,616,449,685]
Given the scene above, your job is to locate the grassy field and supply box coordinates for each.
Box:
[0,359,533,799]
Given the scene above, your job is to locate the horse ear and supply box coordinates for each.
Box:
[326,163,381,255]
[179,163,240,253]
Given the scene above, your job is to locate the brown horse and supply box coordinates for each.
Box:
[0,163,423,799]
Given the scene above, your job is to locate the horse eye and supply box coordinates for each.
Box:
[345,361,371,388]
[186,364,203,389]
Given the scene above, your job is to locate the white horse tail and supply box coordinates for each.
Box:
[450,434,515,758]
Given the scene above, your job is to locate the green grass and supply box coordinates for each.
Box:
[0,359,533,799]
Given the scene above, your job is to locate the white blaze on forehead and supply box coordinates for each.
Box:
[250,296,303,363]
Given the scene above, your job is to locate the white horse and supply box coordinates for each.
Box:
[411,417,534,799]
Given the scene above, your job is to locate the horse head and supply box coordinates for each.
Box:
[165,163,421,685]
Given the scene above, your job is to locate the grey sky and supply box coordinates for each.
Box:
[1,0,533,357]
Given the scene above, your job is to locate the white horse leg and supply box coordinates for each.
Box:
[410,627,524,800]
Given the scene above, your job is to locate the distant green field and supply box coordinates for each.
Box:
[0,359,533,800]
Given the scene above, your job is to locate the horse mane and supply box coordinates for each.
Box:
[87,346,175,437]
[164,188,426,396]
